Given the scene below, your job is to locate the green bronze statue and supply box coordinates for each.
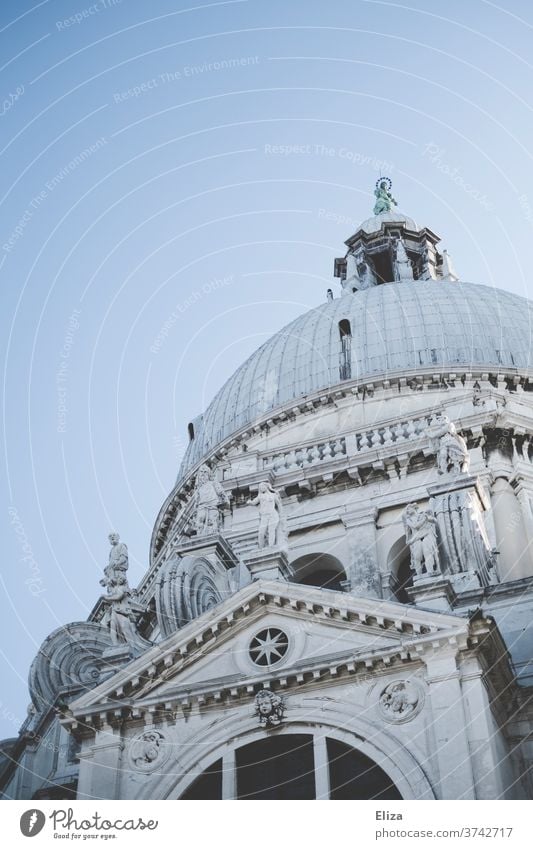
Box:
[373,177,397,215]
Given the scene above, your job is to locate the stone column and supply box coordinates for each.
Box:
[76,725,124,800]
[459,654,513,799]
[221,748,237,799]
[491,476,531,580]
[313,734,331,800]
[424,649,476,799]
[342,507,381,598]
[513,483,533,577]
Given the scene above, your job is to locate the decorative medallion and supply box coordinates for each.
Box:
[378,680,422,723]
[255,689,285,728]
[249,628,288,666]
[129,730,170,772]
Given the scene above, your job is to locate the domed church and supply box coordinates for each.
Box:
[3,181,533,800]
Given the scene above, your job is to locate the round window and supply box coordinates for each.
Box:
[249,628,289,667]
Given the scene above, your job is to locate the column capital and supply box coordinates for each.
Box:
[341,505,378,530]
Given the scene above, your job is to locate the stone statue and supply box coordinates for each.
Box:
[403,503,440,577]
[395,238,413,281]
[373,178,397,215]
[379,680,419,721]
[427,413,469,475]
[100,575,141,646]
[193,463,229,535]
[100,533,147,649]
[102,532,128,587]
[247,481,283,548]
[255,689,285,728]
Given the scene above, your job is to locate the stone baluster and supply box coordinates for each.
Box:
[309,444,320,463]
[394,422,407,442]
[382,425,394,445]
[322,441,334,461]
[286,449,299,471]
[370,429,381,447]
[406,419,417,439]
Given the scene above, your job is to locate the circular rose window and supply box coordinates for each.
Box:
[249,628,289,666]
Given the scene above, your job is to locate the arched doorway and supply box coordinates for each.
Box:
[179,733,402,800]
[291,553,347,591]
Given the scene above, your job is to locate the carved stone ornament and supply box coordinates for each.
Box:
[378,680,422,723]
[255,689,285,728]
[129,730,170,772]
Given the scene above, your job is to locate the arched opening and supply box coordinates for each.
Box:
[180,758,222,800]
[187,422,195,441]
[178,734,402,800]
[387,536,413,603]
[237,735,315,800]
[327,738,402,800]
[339,319,352,380]
[291,553,347,592]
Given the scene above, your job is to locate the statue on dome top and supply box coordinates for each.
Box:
[373,177,397,215]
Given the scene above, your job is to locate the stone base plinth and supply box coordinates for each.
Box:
[449,570,482,594]
[174,533,239,571]
[427,473,489,507]
[407,575,456,612]
[242,548,293,582]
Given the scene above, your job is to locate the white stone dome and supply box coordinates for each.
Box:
[179,280,533,478]
[358,210,419,234]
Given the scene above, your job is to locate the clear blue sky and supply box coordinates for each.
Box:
[2,0,533,737]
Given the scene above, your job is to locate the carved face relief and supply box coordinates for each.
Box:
[378,680,422,723]
[255,690,285,728]
[129,730,169,772]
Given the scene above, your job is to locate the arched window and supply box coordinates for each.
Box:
[338,320,352,381]
[339,319,351,338]
[187,422,195,441]
[178,735,402,800]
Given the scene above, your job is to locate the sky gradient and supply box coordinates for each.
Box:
[2,0,533,737]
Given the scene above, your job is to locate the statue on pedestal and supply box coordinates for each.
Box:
[427,413,469,475]
[100,533,146,649]
[403,503,440,577]
[192,463,229,535]
[373,177,397,215]
[103,532,128,585]
[248,481,283,548]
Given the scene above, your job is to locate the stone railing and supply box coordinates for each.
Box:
[262,437,347,473]
[354,415,431,452]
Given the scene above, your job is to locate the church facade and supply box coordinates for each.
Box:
[2,186,533,800]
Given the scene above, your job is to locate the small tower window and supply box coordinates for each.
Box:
[339,320,352,381]
[188,422,195,441]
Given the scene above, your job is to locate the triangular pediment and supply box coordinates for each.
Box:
[67,580,471,721]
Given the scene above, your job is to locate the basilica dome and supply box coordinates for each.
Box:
[179,278,533,478]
